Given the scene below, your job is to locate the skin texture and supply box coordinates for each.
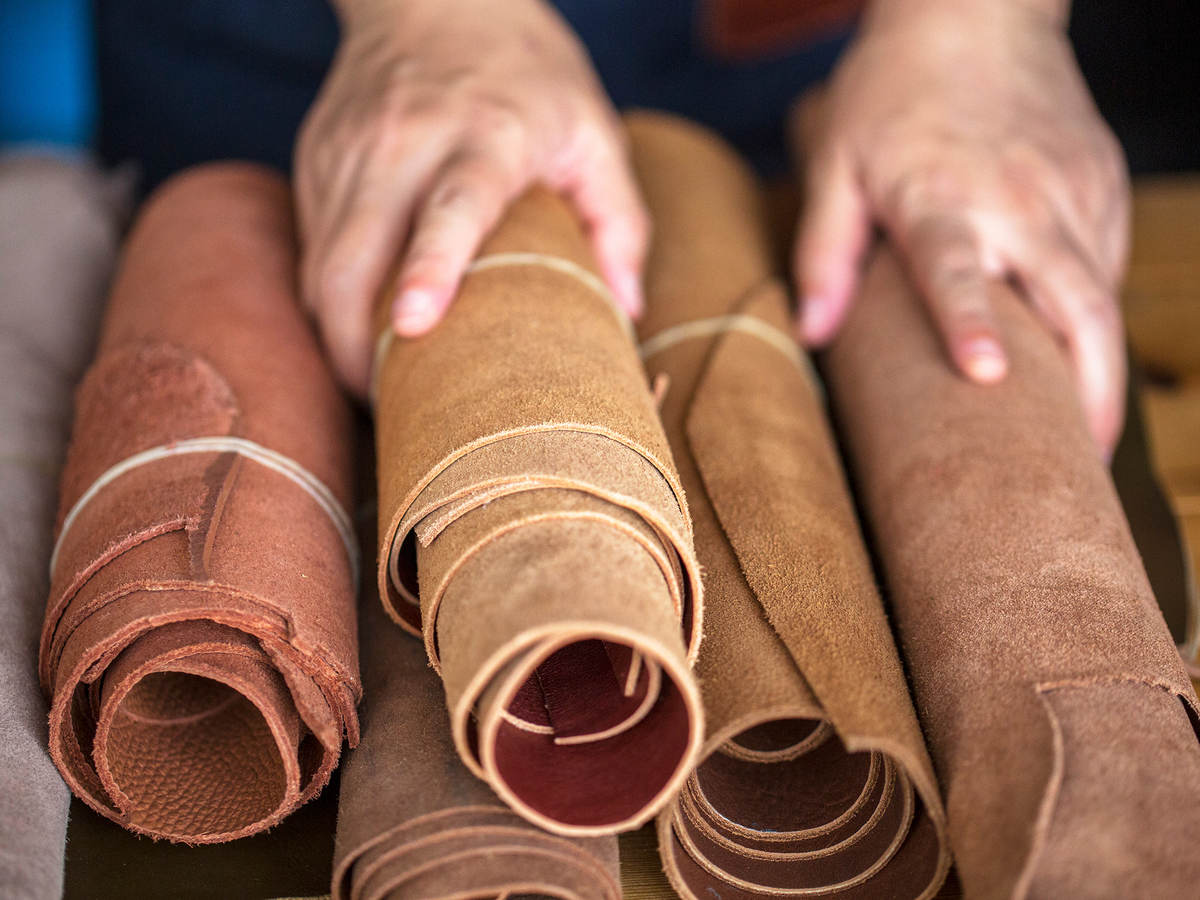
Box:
[796,0,1129,456]
[296,0,1128,457]
[296,0,647,395]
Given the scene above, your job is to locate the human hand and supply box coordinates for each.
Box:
[794,0,1130,454]
[295,0,647,395]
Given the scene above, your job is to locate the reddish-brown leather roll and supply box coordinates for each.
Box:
[333,593,621,900]
[824,247,1200,898]
[372,187,704,835]
[39,164,360,843]
[629,112,950,899]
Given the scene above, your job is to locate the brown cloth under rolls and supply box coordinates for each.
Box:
[824,248,1200,899]
[629,112,950,899]
[333,593,621,900]
[40,164,360,843]
[372,187,704,836]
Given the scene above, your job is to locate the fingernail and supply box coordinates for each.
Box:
[799,296,825,344]
[962,337,1008,383]
[614,269,643,318]
[392,289,436,336]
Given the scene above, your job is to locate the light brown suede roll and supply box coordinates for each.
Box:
[824,247,1200,899]
[40,164,360,842]
[333,593,621,900]
[629,111,950,899]
[372,187,704,835]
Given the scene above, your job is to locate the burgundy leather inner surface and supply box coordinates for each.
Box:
[491,642,692,827]
[697,727,875,833]
[727,718,823,753]
[670,801,944,900]
[668,718,949,897]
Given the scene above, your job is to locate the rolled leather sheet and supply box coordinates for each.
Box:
[628,112,951,899]
[333,593,621,900]
[372,187,704,835]
[824,248,1200,899]
[1,155,127,899]
[40,163,361,842]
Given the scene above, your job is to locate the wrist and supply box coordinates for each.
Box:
[334,0,545,31]
[863,0,1069,34]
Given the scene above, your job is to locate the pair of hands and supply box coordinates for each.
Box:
[296,0,1129,455]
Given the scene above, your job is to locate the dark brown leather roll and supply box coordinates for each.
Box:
[333,592,621,900]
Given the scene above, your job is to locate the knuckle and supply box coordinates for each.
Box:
[426,174,482,214]
[469,102,529,152]
[884,168,966,225]
[932,256,981,295]
[1002,178,1054,227]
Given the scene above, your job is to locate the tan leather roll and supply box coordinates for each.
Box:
[629,112,951,899]
[824,247,1200,898]
[39,164,360,843]
[372,187,704,835]
[333,592,621,900]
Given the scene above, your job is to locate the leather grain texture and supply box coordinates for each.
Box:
[824,247,1200,899]
[333,590,621,900]
[630,111,950,900]
[372,186,704,836]
[40,163,360,843]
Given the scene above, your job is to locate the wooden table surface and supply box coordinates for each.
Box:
[1125,177,1200,677]
[620,175,1200,899]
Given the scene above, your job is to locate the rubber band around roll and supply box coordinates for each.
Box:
[368,253,633,407]
[640,312,822,394]
[50,436,359,587]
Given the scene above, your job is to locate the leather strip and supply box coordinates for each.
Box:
[368,250,631,405]
[51,436,358,585]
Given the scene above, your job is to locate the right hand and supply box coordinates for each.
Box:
[295,0,648,395]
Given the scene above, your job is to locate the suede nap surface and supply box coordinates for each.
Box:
[824,248,1200,899]
[372,186,704,836]
[0,154,127,900]
[628,111,950,900]
[39,164,360,843]
[333,593,621,900]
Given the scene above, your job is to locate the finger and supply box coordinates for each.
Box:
[297,147,367,315]
[554,129,650,319]
[795,146,870,345]
[893,210,1008,383]
[391,149,527,336]
[307,136,450,394]
[1021,234,1127,457]
[1030,137,1130,291]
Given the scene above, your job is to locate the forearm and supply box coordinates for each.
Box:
[864,0,1070,31]
[331,0,540,30]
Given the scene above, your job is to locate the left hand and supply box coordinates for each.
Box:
[793,0,1130,455]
